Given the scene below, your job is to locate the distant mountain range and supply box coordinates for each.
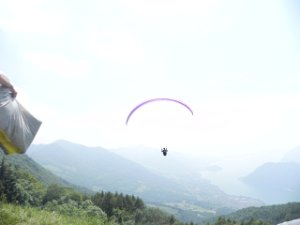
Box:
[103,145,300,205]
[241,147,300,204]
[28,140,186,202]
[27,140,263,222]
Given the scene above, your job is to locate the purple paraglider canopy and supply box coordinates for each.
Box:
[125,98,193,125]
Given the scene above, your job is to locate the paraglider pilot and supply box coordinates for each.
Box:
[161,147,168,156]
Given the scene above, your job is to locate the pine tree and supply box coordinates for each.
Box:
[0,158,5,200]
[116,193,124,209]
[134,197,145,210]
[0,158,18,203]
[169,215,176,224]
[102,191,114,216]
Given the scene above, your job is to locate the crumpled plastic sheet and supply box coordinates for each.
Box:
[0,86,41,154]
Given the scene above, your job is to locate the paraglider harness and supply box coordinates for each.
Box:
[161,147,168,156]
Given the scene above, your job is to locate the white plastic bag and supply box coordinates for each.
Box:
[0,86,41,154]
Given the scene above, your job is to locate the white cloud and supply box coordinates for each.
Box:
[24,52,90,78]
[85,27,146,66]
[0,0,68,34]
[121,0,241,33]
[123,0,220,18]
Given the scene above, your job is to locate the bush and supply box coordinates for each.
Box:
[44,199,107,220]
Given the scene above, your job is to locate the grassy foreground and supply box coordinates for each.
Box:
[0,203,114,225]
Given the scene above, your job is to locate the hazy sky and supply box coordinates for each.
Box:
[0,0,299,157]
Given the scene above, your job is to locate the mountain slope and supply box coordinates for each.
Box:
[28,140,187,202]
[27,140,263,223]
[241,162,300,203]
[0,148,91,194]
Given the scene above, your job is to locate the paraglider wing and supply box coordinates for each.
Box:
[125,98,193,125]
[0,86,41,154]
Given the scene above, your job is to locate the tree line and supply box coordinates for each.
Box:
[223,202,300,225]
[0,158,190,225]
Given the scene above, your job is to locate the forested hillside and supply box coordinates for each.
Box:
[218,202,300,225]
[202,203,300,225]
[0,155,189,225]
[0,150,90,193]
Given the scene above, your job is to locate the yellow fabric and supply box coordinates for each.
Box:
[0,129,21,154]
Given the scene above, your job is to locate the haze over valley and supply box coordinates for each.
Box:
[26,140,300,222]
